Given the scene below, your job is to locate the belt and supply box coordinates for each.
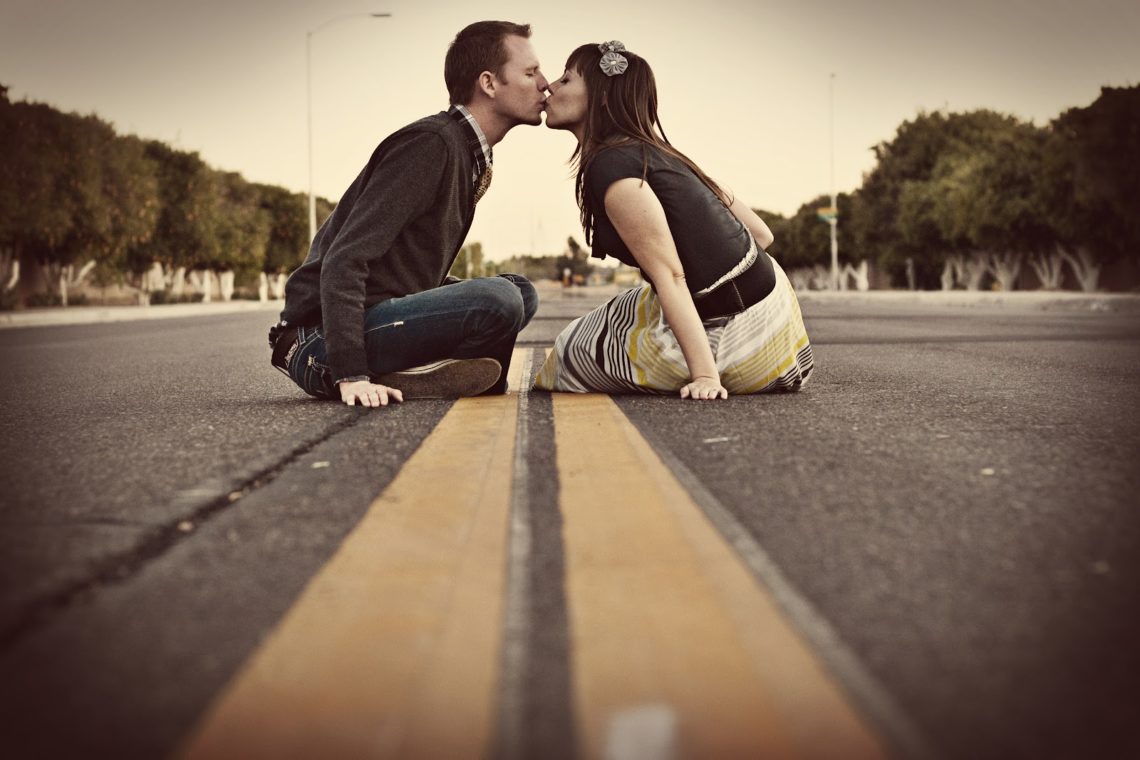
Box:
[694,251,777,322]
[270,324,299,374]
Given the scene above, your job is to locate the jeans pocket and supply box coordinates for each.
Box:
[290,326,334,400]
[302,356,335,399]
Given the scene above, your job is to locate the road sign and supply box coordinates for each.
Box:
[817,206,838,222]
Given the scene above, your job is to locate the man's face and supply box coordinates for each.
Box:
[492,35,549,126]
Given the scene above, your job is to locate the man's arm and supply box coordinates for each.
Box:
[319,130,450,382]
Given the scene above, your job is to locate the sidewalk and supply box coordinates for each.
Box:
[0,299,282,329]
[797,289,1140,313]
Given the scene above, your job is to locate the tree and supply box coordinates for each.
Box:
[206,173,269,300]
[926,121,1056,290]
[852,109,1024,288]
[129,142,219,278]
[777,194,856,288]
[449,241,485,279]
[1044,85,1140,291]
[258,184,308,275]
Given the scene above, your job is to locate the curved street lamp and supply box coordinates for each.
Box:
[307,12,392,240]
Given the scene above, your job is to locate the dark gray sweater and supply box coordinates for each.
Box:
[280,112,475,380]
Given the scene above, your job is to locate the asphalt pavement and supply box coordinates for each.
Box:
[1,289,1138,759]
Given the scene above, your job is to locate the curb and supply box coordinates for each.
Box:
[0,300,283,330]
[796,290,1140,313]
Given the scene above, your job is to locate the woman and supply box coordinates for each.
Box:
[534,41,813,399]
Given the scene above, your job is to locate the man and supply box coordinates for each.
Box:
[270,21,547,406]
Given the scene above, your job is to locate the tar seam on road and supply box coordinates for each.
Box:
[494,348,578,760]
[0,412,368,653]
[616,400,942,760]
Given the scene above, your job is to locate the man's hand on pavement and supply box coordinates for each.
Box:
[338,379,404,407]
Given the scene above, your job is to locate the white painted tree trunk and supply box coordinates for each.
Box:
[219,270,235,302]
[1,247,20,293]
[270,273,287,299]
[951,254,969,289]
[171,266,187,299]
[810,265,833,290]
[851,259,870,291]
[963,253,987,291]
[57,260,96,306]
[838,263,851,291]
[789,269,812,292]
[940,259,955,291]
[258,272,269,302]
[1029,252,1064,290]
[1059,245,1100,292]
[905,257,916,291]
[200,269,216,303]
[139,261,165,305]
[986,252,1023,291]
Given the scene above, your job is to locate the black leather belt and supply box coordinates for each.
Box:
[694,251,777,321]
[269,323,299,374]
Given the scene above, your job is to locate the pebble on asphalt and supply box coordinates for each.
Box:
[177,521,194,532]
[311,461,330,469]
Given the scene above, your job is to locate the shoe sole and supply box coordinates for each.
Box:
[376,358,502,399]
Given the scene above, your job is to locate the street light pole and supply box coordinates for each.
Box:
[829,72,839,291]
[307,12,391,241]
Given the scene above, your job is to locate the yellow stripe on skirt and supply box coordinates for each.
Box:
[533,257,814,395]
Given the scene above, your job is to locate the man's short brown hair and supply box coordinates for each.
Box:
[444,21,532,105]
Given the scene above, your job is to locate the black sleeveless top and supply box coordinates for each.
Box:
[585,142,772,294]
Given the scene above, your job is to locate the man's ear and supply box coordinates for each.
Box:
[476,70,496,99]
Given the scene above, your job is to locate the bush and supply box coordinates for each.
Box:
[148,290,200,305]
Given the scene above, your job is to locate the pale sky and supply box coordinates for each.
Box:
[2,0,1137,261]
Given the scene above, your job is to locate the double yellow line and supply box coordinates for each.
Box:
[179,349,885,759]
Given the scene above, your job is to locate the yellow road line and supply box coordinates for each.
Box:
[553,394,886,760]
[177,352,526,759]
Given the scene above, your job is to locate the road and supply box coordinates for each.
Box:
[1,289,1138,759]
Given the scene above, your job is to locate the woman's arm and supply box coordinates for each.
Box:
[603,178,727,400]
[725,194,775,249]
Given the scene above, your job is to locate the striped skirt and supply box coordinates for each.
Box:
[533,257,814,395]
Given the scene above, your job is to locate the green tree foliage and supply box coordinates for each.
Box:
[1047,85,1140,262]
[128,141,220,274]
[852,109,1026,287]
[257,184,309,274]
[211,173,270,284]
[1,93,159,300]
[449,241,485,278]
[0,96,90,262]
[752,208,788,256]
[780,194,854,270]
[925,121,1054,257]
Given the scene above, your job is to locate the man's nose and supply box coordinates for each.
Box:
[536,71,550,92]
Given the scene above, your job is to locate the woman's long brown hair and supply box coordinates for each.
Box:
[565,43,731,246]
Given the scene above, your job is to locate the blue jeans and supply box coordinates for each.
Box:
[287,274,538,399]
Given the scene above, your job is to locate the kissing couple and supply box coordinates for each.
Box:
[270,21,813,406]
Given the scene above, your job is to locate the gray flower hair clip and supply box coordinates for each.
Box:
[598,40,629,77]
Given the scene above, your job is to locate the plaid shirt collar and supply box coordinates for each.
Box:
[447,104,492,179]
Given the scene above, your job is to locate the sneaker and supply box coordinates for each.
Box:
[376,358,501,399]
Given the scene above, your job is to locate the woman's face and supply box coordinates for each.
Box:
[543,67,587,132]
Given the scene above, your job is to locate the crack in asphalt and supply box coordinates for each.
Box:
[0,412,366,653]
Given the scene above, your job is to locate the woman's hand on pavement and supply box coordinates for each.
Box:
[338,379,404,407]
[680,375,728,400]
